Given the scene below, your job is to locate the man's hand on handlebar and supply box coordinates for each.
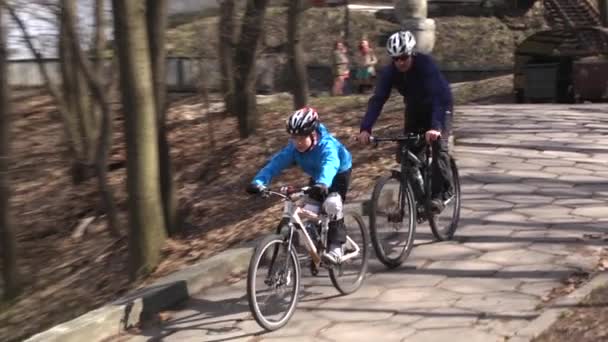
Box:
[425,129,441,144]
[355,130,371,145]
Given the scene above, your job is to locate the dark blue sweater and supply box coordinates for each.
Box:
[360,53,453,133]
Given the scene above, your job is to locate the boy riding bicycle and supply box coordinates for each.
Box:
[247,107,353,264]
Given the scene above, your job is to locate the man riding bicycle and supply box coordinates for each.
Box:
[357,30,454,213]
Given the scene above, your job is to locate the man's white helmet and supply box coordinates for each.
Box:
[386,31,416,57]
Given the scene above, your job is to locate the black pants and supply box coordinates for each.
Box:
[309,169,351,245]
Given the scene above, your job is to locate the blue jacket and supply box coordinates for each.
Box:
[360,53,453,132]
[252,124,352,187]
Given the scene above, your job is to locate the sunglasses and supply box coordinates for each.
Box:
[392,55,411,62]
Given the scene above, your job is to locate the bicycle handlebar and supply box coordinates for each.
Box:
[261,186,311,201]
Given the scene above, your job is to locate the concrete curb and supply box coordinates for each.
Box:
[24,201,368,342]
[513,271,608,341]
[24,246,254,342]
[24,199,368,342]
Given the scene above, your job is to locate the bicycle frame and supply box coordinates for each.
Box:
[266,187,361,267]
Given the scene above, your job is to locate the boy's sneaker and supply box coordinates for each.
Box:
[322,244,342,264]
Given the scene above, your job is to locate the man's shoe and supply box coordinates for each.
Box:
[429,198,445,215]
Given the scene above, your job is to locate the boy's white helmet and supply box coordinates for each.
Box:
[286,107,319,136]
[386,31,416,57]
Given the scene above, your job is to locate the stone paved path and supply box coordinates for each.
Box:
[127,104,608,342]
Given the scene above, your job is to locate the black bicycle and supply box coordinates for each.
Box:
[368,133,461,268]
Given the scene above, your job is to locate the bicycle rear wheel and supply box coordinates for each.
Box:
[329,211,370,295]
[369,174,417,269]
[247,234,301,331]
[428,157,461,241]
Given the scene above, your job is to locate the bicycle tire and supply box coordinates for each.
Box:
[369,174,417,269]
[246,234,301,331]
[427,157,461,241]
[329,211,370,295]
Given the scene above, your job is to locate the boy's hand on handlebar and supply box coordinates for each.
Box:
[246,183,266,195]
[425,130,441,144]
[307,183,328,202]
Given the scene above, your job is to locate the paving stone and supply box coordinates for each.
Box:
[366,273,447,288]
[495,162,543,171]
[423,259,502,277]
[559,174,608,183]
[544,166,593,175]
[438,277,521,294]
[479,249,556,266]
[454,292,540,314]
[411,307,480,329]
[575,163,608,172]
[496,264,575,283]
[482,211,530,224]
[456,225,516,238]
[254,312,330,339]
[462,240,532,253]
[405,327,505,342]
[410,242,482,261]
[527,158,576,166]
[553,198,605,207]
[572,206,608,219]
[527,243,580,256]
[514,205,573,218]
[541,150,590,159]
[319,321,415,342]
[535,187,591,197]
[464,199,515,211]
[482,183,539,194]
[553,252,600,271]
[378,287,461,305]
[310,299,395,322]
[495,194,554,205]
[517,281,563,298]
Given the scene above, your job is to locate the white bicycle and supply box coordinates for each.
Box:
[246,186,370,331]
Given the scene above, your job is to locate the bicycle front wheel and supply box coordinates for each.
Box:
[369,174,417,269]
[428,157,461,241]
[329,211,370,295]
[247,234,301,331]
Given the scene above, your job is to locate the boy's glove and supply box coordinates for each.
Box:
[246,183,266,195]
[307,183,328,202]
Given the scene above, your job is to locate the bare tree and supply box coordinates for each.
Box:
[6,1,98,184]
[233,0,270,138]
[287,0,309,108]
[218,0,236,115]
[112,0,167,278]
[0,1,20,300]
[61,0,120,237]
[6,3,82,168]
[146,0,180,235]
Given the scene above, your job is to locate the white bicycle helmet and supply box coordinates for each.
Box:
[386,31,416,57]
[286,107,319,135]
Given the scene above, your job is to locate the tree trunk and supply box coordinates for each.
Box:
[0,2,20,300]
[287,0,309,109]
[344,0,350,43]
[60,0,96,183]
[62,0,120,238]
[234,0,270,138]
[146,0,179,236]
[112,0,167,278]
[218,0,236,115]
[90,0,106,130]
